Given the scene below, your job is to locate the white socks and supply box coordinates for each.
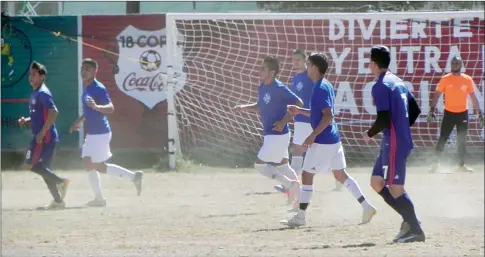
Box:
[88,170,104,200]
[290,156,304,175]
[254,163,294,188]
[276,163,299,182]
[106,163,135,180]
[300,184,313,204]
[343,176,372,210]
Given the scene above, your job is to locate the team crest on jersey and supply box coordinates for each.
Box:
[263,93,271,104]
[114,25,187,109]
[296,82,303,91]
[31,98,35,105]
[460,85,467,92]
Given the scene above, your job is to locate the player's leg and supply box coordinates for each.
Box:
[41,143,71,202]
[82,135,107,206]
[388,152,425,243]
[371,147,424,243]
[274,123,307,193]
[25,141,65,208]
[455,111,472,172]
[280,144,319,226]
[91,133,144,196]
[431,110,455,172]
[330,143,376,224]
[256,134,299,204]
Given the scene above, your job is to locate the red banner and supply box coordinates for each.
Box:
[82,14,168,149]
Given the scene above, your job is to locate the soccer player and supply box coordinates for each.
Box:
[70,58,143,207]
[274,49,342,194]
[427,56,484,173]
[363,46,425,243]
[234,56,301,205]
[281,53,376,227]
[18,61,70,209]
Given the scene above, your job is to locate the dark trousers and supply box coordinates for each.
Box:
[435,110,468,166]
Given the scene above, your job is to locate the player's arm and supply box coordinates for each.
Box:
[91,88,115,114]
[429,77,445,113]
[38,93,59,136]
[282,87,303,122]
[310,107,333,137]
[234,102,259,113]
[309,87,333,137]
[466,78,483,115]
[367,85,390,138]
[408,92,421,127]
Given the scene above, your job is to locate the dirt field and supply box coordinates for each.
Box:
[2,166,484,257]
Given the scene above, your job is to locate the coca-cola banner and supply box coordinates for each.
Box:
[82,15,171,149]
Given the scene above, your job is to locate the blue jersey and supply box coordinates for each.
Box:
[291,70,313,123]
[82,80,111,135]
[29,84,59,143]
[372,72,414,152]
[310,78,341,144]
[258,79,300,136]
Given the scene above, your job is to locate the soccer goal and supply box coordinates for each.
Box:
[165,11,484,170]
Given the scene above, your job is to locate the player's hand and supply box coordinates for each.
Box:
[69,121,81,133]
[302,134,316,149]
[233,105,245,113]
[363,131,373,144]
[426,109,436,122]
[35,132,45,144]
[86,96,97,109]
[478,112,484,128]
[287,105,300,116]
[272,120,286,132]
[18,117,27,127]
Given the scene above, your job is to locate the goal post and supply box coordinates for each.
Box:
[165,11,485,170]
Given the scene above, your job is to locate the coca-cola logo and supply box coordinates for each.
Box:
[122,72,167,92]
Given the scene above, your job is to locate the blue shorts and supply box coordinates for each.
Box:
[25,139,56,168]
[372,140,411,185]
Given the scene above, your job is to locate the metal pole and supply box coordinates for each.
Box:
[126,1,140,14]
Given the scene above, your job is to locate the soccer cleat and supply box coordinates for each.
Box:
[46,200,66,209]
[428,162,440,173]
[393,220,422,242]
[274,184,287,193]
[86,198,107,207]
[360,206,377,224]
[457,164,473,172]
[395,231,426,243]
[286,181,300,206]
[281,211,306,227]
[57,179,70,201]
[132,171,144,196]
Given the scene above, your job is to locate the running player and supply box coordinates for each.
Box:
[18,61,70,209]
[364,46,425,243]
[274,49,342,194]
[281,53,376,227]
[234,56,301,205]
[70,58,143,207]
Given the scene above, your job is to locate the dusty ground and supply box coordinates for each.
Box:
[2,166,484,257]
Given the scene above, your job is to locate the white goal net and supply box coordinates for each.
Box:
[166,12,485,166]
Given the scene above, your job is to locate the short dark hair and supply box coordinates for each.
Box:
[30,61,47,76]
[263,56,280,76]
[82,58,98,69]
[370,46,391,69]
[293,49,307,59]
[308,53,329,75]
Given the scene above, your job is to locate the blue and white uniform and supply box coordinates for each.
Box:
[302,78,346,173]
[257,79,301,163]
[81,79,113,163]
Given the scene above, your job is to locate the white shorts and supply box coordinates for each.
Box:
[302,142,347,174]
[257,133,290,163]
[81,133,113,163]
[292,122,313,146]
